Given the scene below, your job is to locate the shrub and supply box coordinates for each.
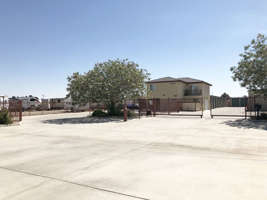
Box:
[92,109,137,118]
[260,113,267,120]
[0,109,12,124]
[92,110,109,117]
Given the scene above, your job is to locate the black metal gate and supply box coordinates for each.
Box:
[138,98,203,118]
[210,96,257,118]
[8,100,22,121]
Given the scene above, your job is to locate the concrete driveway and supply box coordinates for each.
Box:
[0,112,267,200]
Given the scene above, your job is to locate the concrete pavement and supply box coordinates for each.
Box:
[0,112,267,199]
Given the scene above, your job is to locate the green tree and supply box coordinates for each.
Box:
[230,34,267,95]
[221,92,230,99]
[67,59,150,115]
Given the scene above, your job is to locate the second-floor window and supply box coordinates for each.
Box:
[184,85,202,96]
[192,85,198,93]
[150,84,156,91]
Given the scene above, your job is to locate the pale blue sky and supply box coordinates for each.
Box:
[0,0,266,98]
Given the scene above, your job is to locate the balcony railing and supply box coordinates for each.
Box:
[184,89,202,96]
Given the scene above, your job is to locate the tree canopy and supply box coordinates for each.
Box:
[67,59,150,114]
[230,34,267,95]
[221,92,230,99]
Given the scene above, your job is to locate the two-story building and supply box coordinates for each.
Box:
[146,77,212,111]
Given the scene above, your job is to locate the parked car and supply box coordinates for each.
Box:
[127,103,139,110]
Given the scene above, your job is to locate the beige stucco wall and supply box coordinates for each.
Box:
[147,82,211,110]
[147,82,186,99]
[255,96,267,111]
[183,83,210,110]
[201,83,211,110]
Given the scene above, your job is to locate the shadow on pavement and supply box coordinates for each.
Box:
[222,119,267,130]
[42,116,127,125]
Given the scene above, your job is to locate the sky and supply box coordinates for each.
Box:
[0,0,266,98]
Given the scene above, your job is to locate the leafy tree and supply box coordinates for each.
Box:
[67,59,150,115]
[221,92,230,99]
[230,34,267,95]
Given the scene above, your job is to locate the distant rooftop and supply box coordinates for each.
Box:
[146,76,212,86]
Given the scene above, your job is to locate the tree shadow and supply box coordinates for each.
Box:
[42,116,129,125]
[222,119,267,130]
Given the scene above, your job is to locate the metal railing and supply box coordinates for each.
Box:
[184,89,202,96]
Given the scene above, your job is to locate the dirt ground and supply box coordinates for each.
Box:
[0,112,266,200]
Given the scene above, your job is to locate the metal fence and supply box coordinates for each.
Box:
[0,98,22,122]
[138,98,203,118]
[210,96,267,118]
[246,96,267,118]
[8,100,22,121]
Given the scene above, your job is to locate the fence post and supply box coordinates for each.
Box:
[153,99,156,117]
[201,99,203,118]
[145,99,148,116]
[168,98,170,115]
[19,100,22,121]
[210,99,213,118]
[1,96,4,109]
[123,103,128,121]
[138,99,141,119]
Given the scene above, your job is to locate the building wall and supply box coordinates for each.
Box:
[147,82,211,110]
[147,82,186,99]
[183,83,210,110]
[255,96,267,111]
[182,102,202,111]
[201,83,211,110]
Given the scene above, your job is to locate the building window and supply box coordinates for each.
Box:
[192,85,198,92]
[184,85,202,96]
[150,84,156,91]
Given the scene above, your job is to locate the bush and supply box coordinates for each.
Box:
[0,109,12,124]
[260,113,267,120]
[107,103,138,117]
[92,110,109,117]
[92,109,136,118]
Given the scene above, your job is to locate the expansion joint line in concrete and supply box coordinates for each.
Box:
[0,166,150,200]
